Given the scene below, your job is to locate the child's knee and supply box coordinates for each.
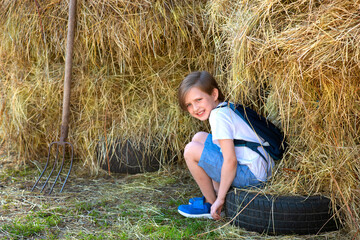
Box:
[184,142,195,161]
[192,131,208,143]
[184,141,203,162]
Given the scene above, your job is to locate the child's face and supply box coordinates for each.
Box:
[184,87,219,121]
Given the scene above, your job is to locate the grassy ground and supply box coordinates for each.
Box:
[0,151,349,239]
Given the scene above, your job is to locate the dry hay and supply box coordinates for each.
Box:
[208,0,360,234]
[1,0,360,236]
[0,0,212,171]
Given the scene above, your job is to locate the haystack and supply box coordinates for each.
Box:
[208,0,360,234]
[0,0,212,171]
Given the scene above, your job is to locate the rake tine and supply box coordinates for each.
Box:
[60,142,74,193]
[40,142,60,193]
[49,142,66,195]
[31,142,56,192]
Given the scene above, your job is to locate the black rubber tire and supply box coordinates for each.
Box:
[97,139,164,174]
[225,188,340,235]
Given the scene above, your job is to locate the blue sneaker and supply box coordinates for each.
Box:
[189,196,205,205]
[178,200,212,219]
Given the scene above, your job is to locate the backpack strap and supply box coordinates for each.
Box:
[233,140,269,165]
[215,102,270,165]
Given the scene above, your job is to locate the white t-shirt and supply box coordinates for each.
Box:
[209,102,274,181]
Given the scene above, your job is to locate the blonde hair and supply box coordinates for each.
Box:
[178,71,225,111]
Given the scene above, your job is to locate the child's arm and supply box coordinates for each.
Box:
[211,139,237,220]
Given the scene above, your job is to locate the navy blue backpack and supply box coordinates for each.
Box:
[216,102,287,163]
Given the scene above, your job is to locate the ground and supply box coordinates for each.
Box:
[0,151,349,239]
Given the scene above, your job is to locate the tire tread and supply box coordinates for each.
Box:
[225,188,339,235]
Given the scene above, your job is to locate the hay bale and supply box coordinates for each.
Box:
[207,0,360,233]
[0,0,211,171]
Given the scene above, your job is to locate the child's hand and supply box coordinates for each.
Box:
[210,198,224,220]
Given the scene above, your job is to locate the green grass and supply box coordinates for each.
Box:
[2,212,61,239]
[0,159,347,240]
[2,220,44,239]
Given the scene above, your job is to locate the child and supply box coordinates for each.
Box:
[177,71,274,220]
